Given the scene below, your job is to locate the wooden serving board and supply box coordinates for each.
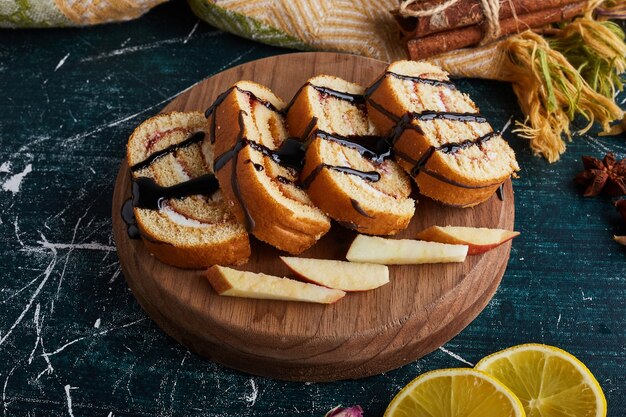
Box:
[112,52,515,382]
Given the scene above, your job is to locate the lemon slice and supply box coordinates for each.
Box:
[384,368,525,417]
[475,344,606,417]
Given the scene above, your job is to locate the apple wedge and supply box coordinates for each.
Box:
[415,226,520,255]
[206,265,345,304]
[280,257,389,291]
[346,235,468,265]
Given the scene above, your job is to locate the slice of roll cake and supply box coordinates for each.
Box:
[126,111,250,269]
[366,60,519,207]
[209,81,331,254]
[286,75,414,235]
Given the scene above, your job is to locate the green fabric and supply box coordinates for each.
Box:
[0,0,310,54]
[0,0,71,28]
[187,0,311,51]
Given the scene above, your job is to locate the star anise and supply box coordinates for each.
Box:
[574,153,626,197]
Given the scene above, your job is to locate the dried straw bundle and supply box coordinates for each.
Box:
[430,5,625,162]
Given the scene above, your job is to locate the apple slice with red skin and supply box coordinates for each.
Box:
[415,226,520,255]
[280,257,389,291]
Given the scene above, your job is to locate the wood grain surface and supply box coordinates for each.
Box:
[111,52,515,381]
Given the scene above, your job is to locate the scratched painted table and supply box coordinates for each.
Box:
[0,2,624,416]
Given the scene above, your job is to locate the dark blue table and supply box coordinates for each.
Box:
[1,2,624,416]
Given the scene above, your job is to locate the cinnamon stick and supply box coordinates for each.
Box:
[407,1,587,60]
[395,0,583,39]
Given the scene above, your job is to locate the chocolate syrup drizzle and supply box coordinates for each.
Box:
[123,128,222,238]
[121,174,220,238]
[310,84,366,108]
[285,82,367,112]
[287,84,392,192]
[397,131,501,187]
[365,71,456,98]
[130,131,206,172]
[300,164,380,190]
[365,70,505,190]
[205,86,286,144]
[350,198,374,218]
[214,136,305,172]
[245,159,265,171]
[208,82,394,227]
[132,175,219,210]
[314,130,391,164]
[212,110,257,231]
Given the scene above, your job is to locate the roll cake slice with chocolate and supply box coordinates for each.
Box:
[366,61,519,207]
[125,111,250,269]
[208,81,331,254]
[286,75,415,235]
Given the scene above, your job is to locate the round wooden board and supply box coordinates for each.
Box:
[112,52,515,382]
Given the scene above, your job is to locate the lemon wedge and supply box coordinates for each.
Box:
[475,344,606,417]
[384,368,525,417]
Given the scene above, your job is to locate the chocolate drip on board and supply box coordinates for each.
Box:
[496,183,505,201]
[121,199,141,239]
[300,164,380,190]
[130,132,206,172]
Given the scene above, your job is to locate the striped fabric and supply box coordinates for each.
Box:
[189,0,408,61]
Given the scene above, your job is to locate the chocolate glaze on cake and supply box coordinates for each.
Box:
[314,130,391,165]
[205,86,286,144]
[130,131,206,172]
[132,174,219,210]
[285,82,367,112]
[367,70,509,193]
[365,71,456,98]
[300,164,380,190]
[350,198,375,219]
[212,110,257,231]
[122,174,220,238]
[214,137,305,172]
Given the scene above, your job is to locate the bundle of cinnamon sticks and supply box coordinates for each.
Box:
[395,0,589,59]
